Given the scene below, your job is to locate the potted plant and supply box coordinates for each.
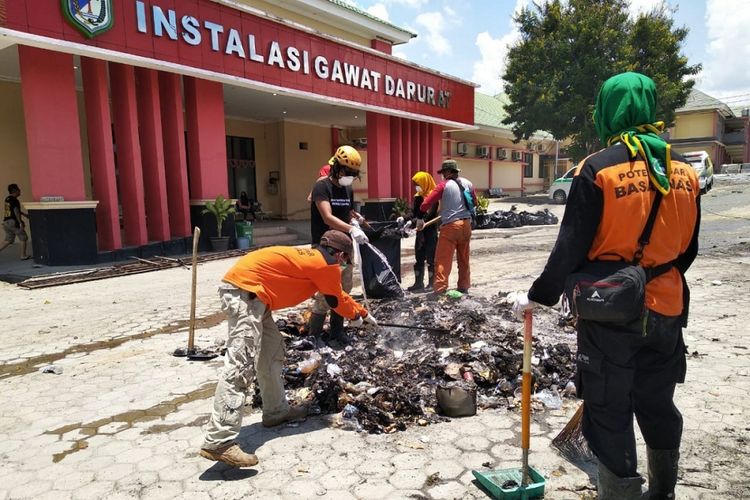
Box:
[202,195,235,251]
[391,197,410,220]
[475,193,491,228]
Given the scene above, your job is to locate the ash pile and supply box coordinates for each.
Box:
[272,294,577,434]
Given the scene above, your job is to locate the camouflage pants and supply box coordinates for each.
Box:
[202,284,288,450]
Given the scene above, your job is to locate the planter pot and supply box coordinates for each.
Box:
[209,236,230,251]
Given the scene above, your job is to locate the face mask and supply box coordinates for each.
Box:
[338,176,355,187]
[340,263,348,270]
[415,186,422,193]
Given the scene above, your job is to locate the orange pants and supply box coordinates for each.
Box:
[433,219,472,293]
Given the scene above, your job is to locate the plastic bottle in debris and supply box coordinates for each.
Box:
[296,353,322,375]
[340,403,363,432]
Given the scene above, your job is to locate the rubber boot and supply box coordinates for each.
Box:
[407,264,425,292]
[597,462,645,500]
[327,313,346,342]
[426,266,435,290]
[307,313,326,336]
[644,448,679,499]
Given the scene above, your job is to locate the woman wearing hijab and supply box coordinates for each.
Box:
[407,171,438,291]
[513,72,701,499]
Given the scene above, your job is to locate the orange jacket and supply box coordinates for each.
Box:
[584,154,699,315]
[223,246,367,319]
[529,144,700,317]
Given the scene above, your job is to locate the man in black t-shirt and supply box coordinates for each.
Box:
[308,145,369,338]
[1,183,30,260]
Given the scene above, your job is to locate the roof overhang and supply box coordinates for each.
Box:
[234,0,416,46]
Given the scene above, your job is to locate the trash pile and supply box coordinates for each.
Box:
[269,294,577,434]
[475,206,559,230]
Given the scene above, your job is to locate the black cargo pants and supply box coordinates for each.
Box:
[575,311,687,478]
[415,225,438,269]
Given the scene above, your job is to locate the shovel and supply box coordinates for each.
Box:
[472,310,545,498]
[173,227,217,361]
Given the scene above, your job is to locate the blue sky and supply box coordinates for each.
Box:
[347,0,750,110]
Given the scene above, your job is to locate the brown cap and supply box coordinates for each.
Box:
[438,159,460,173]
[320,230,353,256]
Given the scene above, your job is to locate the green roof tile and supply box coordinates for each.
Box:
[325,0,416,37]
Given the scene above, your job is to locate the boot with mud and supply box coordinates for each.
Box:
[323,313,348,344]
[199,443,259,468]
[644,448,679,499]
[262,404,309,427]
[407,265,425,292]
[597,462,645,500]
[306,312,326,337]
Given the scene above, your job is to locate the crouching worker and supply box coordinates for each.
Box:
[200,230,377,468]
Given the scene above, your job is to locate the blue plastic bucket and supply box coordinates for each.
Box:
[237,236,250,250]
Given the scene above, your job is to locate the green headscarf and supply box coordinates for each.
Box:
[593,72,671,194]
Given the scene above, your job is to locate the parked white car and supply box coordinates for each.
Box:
[681,151,714,193]
[548,166,577,203]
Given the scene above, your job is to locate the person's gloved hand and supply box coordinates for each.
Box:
[510,291,539,320]
[416,219,425,231]
[349,225,369,244]
[348,316,363,328]
[364,314,378,327]
[396,216,405,226]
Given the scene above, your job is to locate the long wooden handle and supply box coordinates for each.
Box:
[187,226,200,351]
[521,309,533,485]
[419,216,441,231]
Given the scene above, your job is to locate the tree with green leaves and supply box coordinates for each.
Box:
[502,0,701,160]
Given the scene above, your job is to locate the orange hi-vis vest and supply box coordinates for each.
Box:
[223,246,367,319]
[582,151,700,316]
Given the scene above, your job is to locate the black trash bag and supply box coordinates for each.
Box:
[519,209,559,226]
[491,210,521,228]
[359,240,403,299]
[474,213,493,230]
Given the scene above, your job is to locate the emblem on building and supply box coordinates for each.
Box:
[62,0,114,38]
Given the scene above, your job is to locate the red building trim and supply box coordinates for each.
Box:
[3,0,474,126]
[81,56,121,250]
[136,67,171,242]
[184,77,228,200]
[110,62,149,246]
[159,71,192,238]
[18,46,86,201]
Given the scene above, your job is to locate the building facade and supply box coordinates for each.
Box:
[0,0,475,264]
[669,88,749,169]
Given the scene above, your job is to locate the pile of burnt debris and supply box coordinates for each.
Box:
[268,293,577,434]
[475,206,559,230]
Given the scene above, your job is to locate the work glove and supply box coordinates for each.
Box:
[509,291,539,320]
[363,314,378,327]
[349,314,377,328]
[416,219,425,231]
[349,225,369,245]
[396,216,405,226]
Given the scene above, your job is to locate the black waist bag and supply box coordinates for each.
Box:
[565,191,672,324]
[565,261,648,324]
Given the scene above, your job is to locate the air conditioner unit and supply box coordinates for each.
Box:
[512,150,523,161]
[476,146,489,158]
[457,142,469,156]
[351,137,368,149]
[495,148,508,160]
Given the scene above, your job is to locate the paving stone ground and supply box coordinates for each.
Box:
[1,177,749,499]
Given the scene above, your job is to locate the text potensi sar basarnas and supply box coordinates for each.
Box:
[613,166,695,199]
